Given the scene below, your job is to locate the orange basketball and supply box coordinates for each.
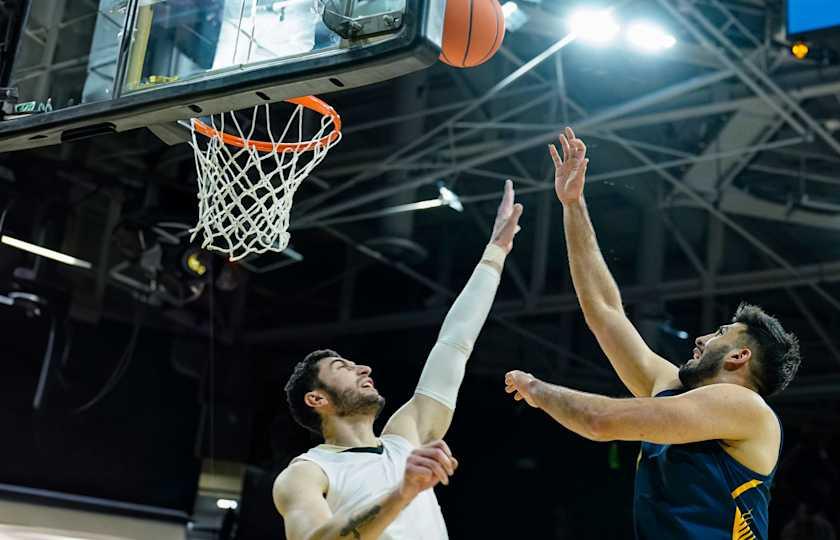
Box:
[440,0,506,68]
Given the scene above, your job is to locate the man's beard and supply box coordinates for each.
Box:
[678,347,725,389]
[328,386,386,419]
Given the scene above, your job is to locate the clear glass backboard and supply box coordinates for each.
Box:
[0,0,444,150]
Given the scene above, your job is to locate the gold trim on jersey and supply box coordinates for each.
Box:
[730,481,763,540]
[731,479,763,499]
[732,507,757,540]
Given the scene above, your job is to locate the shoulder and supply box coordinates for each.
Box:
[691,383,771,406]
[273,460,329,511]
[381,433,416,449]
[685,384,779,432]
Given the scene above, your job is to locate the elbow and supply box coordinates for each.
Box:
[580,301,621,329]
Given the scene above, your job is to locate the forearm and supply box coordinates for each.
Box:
[437,244,505,352]
[309,487,413,540]
[415,244,505,408]
[529,379,616,442]
[562,198,623,315]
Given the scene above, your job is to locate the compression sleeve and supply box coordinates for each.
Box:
[414,244,506,409]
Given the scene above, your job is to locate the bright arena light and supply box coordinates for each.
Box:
[502,1,518,18]
[568,8,620,45]
[216,498,238,510]
[626,21,677,52]
[502,2,529,33]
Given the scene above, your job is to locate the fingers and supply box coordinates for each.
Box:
[405,462,436,486]
[579,158,589,180]
[428,440,454,461]
[560,127,586,161]
[510,203,524,223]
[548,144,562,168]
[575,139,587,161]
[501,178,514,206]
[495,179,515,220]
[411,455,450,485]
[560,133,571,162]
[501,204,524,237]
[416,445,457,476]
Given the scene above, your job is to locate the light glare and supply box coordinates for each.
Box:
[502,2,529,32]
[501,1,518,18]
[1,235,92,269]
[216,498,238,510]
[627,21,677,52]
[438,185,464,212]
[568,9,620,44]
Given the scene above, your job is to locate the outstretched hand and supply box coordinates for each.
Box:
[504,370,541,408]
[550,127,589,205]
[490,179,524,254]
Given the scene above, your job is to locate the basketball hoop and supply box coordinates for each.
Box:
[188,96,341,261]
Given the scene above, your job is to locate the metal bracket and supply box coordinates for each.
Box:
[320,0,405,39]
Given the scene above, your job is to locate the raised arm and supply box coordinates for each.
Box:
[552,127,678,397]
[383,180,523,445]
[275,442,458,540]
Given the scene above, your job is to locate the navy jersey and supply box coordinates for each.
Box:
[634,389,781,540]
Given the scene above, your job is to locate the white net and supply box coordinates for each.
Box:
[189,101,340,261]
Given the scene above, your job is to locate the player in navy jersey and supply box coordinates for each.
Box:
[505,128,801,540]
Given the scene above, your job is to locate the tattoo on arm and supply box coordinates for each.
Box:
[339,505,382,539]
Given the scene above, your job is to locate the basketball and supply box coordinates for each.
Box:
[440,0,506,68]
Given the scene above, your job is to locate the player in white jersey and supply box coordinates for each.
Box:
[273,181,523,540]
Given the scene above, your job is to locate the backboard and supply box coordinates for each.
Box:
[0,0,445,151]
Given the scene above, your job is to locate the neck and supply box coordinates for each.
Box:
[693,372,758,393]
[321,415,379,448]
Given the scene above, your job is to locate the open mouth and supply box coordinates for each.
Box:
[360,378,375,389]
[693,348,701,360]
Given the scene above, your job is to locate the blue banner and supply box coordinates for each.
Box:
[788,0,840,34]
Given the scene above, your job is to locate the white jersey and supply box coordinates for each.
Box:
[291,434,449,540]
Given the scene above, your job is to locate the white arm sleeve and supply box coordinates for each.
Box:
[414,244,506,410]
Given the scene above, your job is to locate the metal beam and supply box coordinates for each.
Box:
[663,0,840,157]
[296,138,807,230]
[298,69,840,194]
[671,187,840,231]
[295,69,744,227]
[317,226,605,372]
[246,259,840,342]
[341,83,554,135]
[387,32,577,168]
[786,288,840,367]
[703,217,725,330]
[660,212,708,281]
[529,185,553,308]
[293,91,559,216]
[451,76,840,138]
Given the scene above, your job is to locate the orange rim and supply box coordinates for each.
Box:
[191,96,342,153]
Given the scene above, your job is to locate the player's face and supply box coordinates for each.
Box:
[317,357,385,418]
[679,323,749,388]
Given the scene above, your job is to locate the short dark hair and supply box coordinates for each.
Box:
[284,349,340,435]
[733,303,801,397]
